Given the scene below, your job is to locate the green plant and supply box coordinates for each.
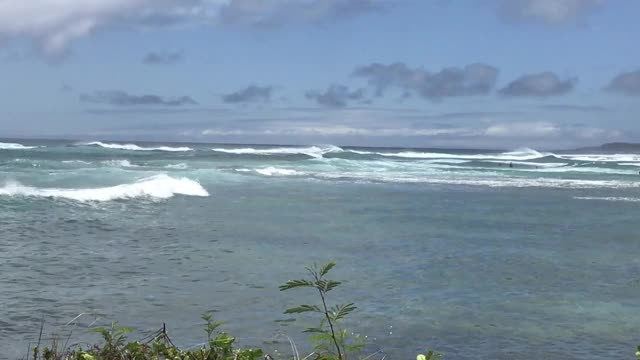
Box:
[27,259,444,360]
[202,312,225,342]
[279,261,364,360]
[90,321,132,356]
[33,318,265,360]
[417,349,444,360]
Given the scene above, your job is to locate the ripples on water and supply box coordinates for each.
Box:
[1,140,640,359]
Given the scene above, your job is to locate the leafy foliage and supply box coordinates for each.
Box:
[279,261,361,360]
[28,260,443,360]
[417,349,444,360]
[202,312,225,341]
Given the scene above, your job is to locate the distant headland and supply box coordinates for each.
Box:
[573,142,640,153]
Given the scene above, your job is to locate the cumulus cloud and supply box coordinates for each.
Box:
[353,62,498,100]
[605,70,640,95]
[499,0,603,24]
[0,0,384,55]
[0,0,164,55]
[499,72,577,97]
[142,51,182,65]
[221,85,273,103]
[80,90,197,106]
[305,84,366,108]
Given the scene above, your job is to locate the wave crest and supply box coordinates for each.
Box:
[254,167,300,176]
[102,160,138,168]
[0,175,208,202]
[82,141,192,152]
[367,148,553,161]
[212,145,343,158]
[0,142,38,150]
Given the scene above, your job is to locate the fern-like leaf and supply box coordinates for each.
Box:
[319,261,336,277]
[334,303,356,321]
[279,279,315,291]
[316,279,341,292]
[303,327,328,334]
[284,305,322,314]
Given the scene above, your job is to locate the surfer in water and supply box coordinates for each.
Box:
[509,162,513,168]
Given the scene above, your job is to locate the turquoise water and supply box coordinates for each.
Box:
[1,139,640,359]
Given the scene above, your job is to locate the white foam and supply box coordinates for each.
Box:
[421,159,471,164]
[373,148,553,161]
[212,145,343,158]
[485,160,567,168]
[165,163,188,169]
[619,163,640,167]
[530,166,636,175]
[0,142,38,150]
[0,175,208,202]
[254,167,300,176]
[558,154,640,162]
[345,149,374,155]
[373,176,640,188]
[295,168,640,188]
[574,196,640,202]
[102,160,138,168]
[83,141,192,152]
[62,160,91,164]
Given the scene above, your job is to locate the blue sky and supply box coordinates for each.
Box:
[0,0,639,149]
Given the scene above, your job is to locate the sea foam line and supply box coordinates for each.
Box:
[0,174,208,202]
[573,196,640,202]
[82,141,192,152]
[371,148,553,161]
[0,142,39,150]
[102,160,138,168]
[212,145,343,158]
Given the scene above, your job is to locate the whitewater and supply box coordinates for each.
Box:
[3,141,640,201]
[0,175,208,201]
[3,139,640,360]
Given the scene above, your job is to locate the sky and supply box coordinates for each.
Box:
[0,0,639,149]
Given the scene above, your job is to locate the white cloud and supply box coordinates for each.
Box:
[484,122,560,137]
[501,0,603,24]
[0,0,381,55]
[0,0,147,54]
[200,121,620,144]
[202,126,473,137]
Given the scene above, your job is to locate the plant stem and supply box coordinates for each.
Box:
[316,281,343,360]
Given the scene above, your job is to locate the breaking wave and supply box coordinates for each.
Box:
[81,141,192,152]
[165,163,188,169]
[0,142,38,150]
[212,145,343,158]
[102,160,138,168]
[369,147,553,161]
[558,154,640,162]
[574,196,640,202]
[0,175,208,202]
[307,174,640,189]
[254,167,301,176]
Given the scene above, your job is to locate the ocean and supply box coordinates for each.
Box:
[1,139,640,359]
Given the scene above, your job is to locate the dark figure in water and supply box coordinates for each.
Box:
[509,162,513,168]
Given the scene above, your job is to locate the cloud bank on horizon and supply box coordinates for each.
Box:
[0,0,638,149]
